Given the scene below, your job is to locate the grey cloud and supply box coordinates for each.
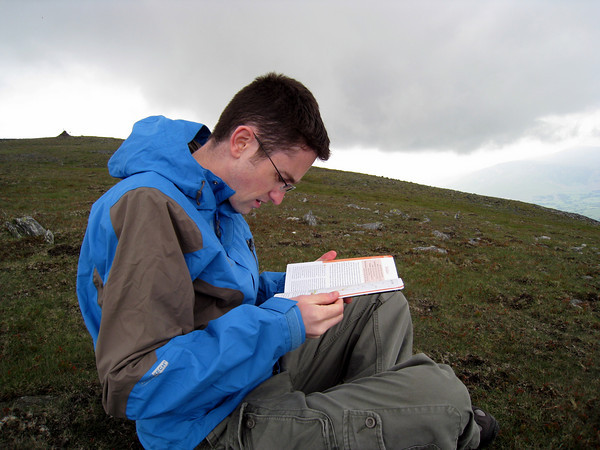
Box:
[320,2,600,152]
[2,1,599,153]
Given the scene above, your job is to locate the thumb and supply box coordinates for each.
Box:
[317,250,337,262]
[316,291,340,305]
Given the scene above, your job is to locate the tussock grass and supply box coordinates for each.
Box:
[1,137,598,448]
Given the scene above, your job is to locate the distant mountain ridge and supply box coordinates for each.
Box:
[446,147,600,221]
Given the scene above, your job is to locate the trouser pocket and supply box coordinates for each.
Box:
[343,410,386,449]
[343,406,459,450]
[238,402,337,450]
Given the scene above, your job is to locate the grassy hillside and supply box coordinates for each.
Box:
[1,136,598,448]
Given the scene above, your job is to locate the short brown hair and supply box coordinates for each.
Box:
[211,73,330,161]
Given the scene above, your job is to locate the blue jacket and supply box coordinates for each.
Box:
[76,116,305,449]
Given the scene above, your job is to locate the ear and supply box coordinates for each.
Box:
[229,126,255,159]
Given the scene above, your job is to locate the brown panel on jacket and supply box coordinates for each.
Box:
[193,279,245,329]
[94,187,205,417]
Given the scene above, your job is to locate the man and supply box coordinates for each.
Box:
[77,73,498,449]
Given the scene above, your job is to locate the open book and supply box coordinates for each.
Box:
[274,255,404,298]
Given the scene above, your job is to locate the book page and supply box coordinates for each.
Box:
[275,255,404,298]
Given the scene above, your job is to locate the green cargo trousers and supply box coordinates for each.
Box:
[198,291,480,449]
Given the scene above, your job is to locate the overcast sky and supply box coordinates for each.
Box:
[1,0,599,187]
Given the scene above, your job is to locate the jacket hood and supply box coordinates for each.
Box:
[108,116,229,200]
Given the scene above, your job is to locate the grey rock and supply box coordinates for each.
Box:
[570,298,583,309]
[5,216,51,239]
[433,230,450,241]
[44,229,55,245]
[389,209,410,219]
[347,204,370,210]
[571,244,587,252]
[304,211,318,226]
[412,245,448,254]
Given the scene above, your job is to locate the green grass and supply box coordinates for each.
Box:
[1,136,599,448]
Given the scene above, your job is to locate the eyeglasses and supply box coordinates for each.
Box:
[254,133,296,192]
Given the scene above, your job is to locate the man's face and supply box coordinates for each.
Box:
[227,141,317,215]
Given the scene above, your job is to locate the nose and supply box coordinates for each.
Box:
[269,188,286,205]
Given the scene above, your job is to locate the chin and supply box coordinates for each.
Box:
[231,203,251,215]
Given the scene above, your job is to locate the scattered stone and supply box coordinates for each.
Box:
[421,217,431,223]
[432,230,450,240]
[454,212,461,220]
[44,229,55,245]
[286,217,300,221]
[9,216,46,237]
[356,222,383,231]
[389,209,410,219]
[5,216,53,244]
[571,244,587,252]
[304,210,317,226]
[468,238,481,246]
[536,236,552,241]
[347,204,370,210]
[412,245,448,254]
[570,298,583,309]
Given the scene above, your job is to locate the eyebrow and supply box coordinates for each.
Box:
[283,171,298,185]
[270,153,298,185]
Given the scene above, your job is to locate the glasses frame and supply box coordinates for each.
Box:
[253,133,296,192]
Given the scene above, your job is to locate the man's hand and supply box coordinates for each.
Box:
[316,250,337,262]
[293,291,343,339]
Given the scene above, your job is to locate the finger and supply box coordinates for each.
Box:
[316,250,337,262]
[295,291,340,305]
[323,297,345,319]
[321,291,340,305]
[321,298,345,323]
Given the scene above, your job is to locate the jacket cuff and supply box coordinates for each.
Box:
[260,297,305,350]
